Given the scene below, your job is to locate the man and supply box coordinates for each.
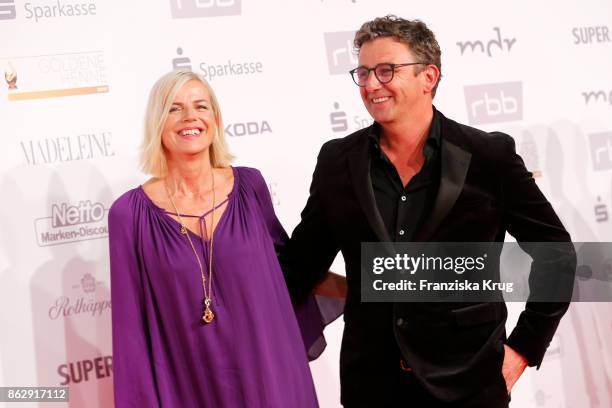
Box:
[280,16,573,407]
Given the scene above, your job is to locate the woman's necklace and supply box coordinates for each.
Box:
[165,171,216,324]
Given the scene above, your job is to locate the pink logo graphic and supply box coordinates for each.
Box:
[81,273,96,293]
[324,31,358,75]
[0,0,16,20]
[464,82,523,125]
[589,132,612,171]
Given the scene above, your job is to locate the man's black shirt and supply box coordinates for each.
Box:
[368,110,441,242]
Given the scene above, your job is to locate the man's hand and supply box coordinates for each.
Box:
[313,271,347,299]
[501,344,528,393]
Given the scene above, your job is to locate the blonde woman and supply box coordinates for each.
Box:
[108,70,336,407]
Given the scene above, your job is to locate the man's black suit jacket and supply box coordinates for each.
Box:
[279,110,573,405]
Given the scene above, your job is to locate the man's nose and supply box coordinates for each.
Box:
[364,70,382,92]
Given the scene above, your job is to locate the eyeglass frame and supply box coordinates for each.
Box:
[349,62,429,87]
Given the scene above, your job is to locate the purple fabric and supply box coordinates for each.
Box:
[109,167,319,407]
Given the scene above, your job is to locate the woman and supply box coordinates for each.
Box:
[109,70,337,407]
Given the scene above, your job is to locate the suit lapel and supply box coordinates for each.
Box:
[416,139,472,241]
[348,137,391,242]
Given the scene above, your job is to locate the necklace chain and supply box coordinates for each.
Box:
[164,171,216,324]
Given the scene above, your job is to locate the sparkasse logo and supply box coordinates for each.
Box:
[0,0,16,20]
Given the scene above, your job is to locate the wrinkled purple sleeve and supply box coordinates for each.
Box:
[249,169,344,360]
[108,196,160,407]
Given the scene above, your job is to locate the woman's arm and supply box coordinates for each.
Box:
[108,197,160,407]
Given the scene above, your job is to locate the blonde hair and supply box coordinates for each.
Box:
[140,70,233,177]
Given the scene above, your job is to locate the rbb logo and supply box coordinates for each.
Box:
[0,0,16,20]
[464,82,523,125]
[225,121,272,137]
[170,0,241,19]
[324,31,358,75]
[589,132,612,171]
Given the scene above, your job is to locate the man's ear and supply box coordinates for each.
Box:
[422,64,440,95]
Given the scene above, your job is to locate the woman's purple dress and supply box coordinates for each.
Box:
[108,167,320,407]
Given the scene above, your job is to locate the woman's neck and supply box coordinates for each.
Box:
[165,156,214,199]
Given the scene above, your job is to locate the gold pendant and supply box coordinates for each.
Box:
[202,298,214,324]
[180,225,188,235]
[202,306,214,323]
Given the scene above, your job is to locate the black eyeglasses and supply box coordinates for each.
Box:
[349,62,428,87]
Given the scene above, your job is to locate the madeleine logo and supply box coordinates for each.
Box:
[21,132,115,166]
[169,0,241,19]
[2,51,109,101]
[589,131,612,171]
[324,31,358,75]
[464,82,523,125]
[35,200,109,246]
[0,0,16,20]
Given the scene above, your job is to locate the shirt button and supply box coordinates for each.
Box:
[401,195,407,201]
[399,230,405,236]
[396,318,404,327]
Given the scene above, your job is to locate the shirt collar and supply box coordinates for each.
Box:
[368,106,441,155]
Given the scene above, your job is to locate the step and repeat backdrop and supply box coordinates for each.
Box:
[1,0,611,406]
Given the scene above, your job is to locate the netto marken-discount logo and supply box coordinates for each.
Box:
[34,200,108,246]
